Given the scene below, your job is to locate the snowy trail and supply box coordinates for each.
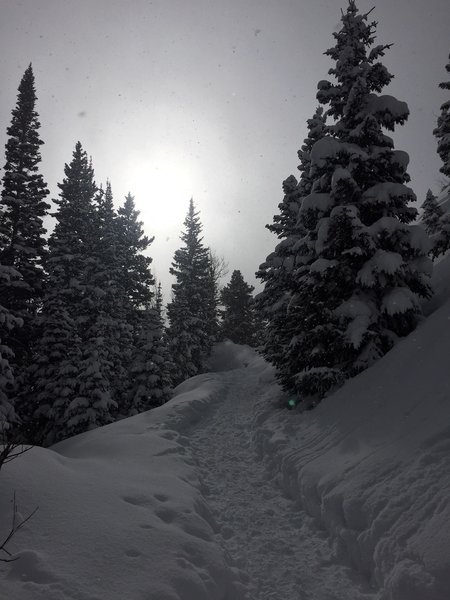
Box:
[188,367,374,600]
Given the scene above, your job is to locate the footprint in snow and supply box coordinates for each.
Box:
[221,525,234,539]
[155,507,177,523]
[122,494,153,508]
[159,430,178,440]
[154,493,169,502]
[6,550,57,584]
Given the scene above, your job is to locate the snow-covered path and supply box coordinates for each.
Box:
[188,367,374,600]
[3,315,450,599]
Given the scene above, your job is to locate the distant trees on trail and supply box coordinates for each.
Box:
[220,270,258,346]
[167,199,216,385]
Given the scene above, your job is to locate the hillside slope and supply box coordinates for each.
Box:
[1,272,450,598]
[252,297,450,599]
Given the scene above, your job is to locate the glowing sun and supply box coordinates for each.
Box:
[123,153,202,229]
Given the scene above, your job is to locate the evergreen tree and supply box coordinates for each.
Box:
[128,289,173,414]
[421,189,443,235]
[115,192,155,412]
[167,199,212,384]
[0,64,50,397]
[429,56,450,259]
[93,183,133,413]
[262,1,432,404]
[433,54,450,181]
[256,107,326,368]
[116,193,154,315]
[0,264,22,432]
[220,270,257,345]
[267,107,327,241]
[420,189,449,260]
[154,281,164,319]
[27,143,115,443]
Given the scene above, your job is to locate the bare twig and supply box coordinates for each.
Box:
[0,425,32,472]
[0,492,38,562]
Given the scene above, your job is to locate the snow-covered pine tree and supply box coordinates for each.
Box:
[256,175,302,362]
[116,193,154,319]
[420,188,449,260]
[128,284,172,413]
[27,143,115,443]
[115,192,156,412]
[91,182,133,413]
[0,64,50,394]
[271,1,432,403]
[256,107,327,368]
[155,281,164,318]
[421,189,443,236]
[433,54,450,182]
[167,199,212,385]
[269,107,327,241]
[220,270,257,345]
[0,263,22,433]
[429,56,450,259]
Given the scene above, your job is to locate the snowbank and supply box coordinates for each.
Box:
[423,245,450,315]
[252,298,450,599]
[2,315,450,600]
[206,339,266,373]
[0,373,246,600]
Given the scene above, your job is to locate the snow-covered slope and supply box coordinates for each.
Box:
[252,300,450,600]
[1,275,450,599]
[0,375,248,600]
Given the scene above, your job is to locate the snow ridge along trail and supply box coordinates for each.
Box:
[188,358,374,600]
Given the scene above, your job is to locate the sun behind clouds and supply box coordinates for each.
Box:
[122,151,202,229]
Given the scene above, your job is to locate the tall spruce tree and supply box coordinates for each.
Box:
[128,285,173,414]
[115,192,155,412]
[221,270,256,345]
[428,56,450,259]
[167,199,212,384]
[116,193,154,313]
[433,54,450,181]
[27,143,115,443]
[0,65,50,417]
[261,1,432,404]
[0,263,22,432]
[420,189,448,260]
[92,183,134,414]
[421,189,443,236]
[256,107,326,368]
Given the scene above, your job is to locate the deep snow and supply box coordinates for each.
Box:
[1,258,450,599]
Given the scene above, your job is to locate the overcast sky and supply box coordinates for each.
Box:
[0,0,449,301]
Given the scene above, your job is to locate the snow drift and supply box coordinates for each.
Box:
[1,261,450,599]
[0,374,246,600]
[251,265,450,599]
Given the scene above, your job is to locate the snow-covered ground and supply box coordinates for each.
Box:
[1,261,450,599]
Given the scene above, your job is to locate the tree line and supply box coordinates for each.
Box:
[1,1,449,443]
[0,66,260,446]
[256,1,449,408]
